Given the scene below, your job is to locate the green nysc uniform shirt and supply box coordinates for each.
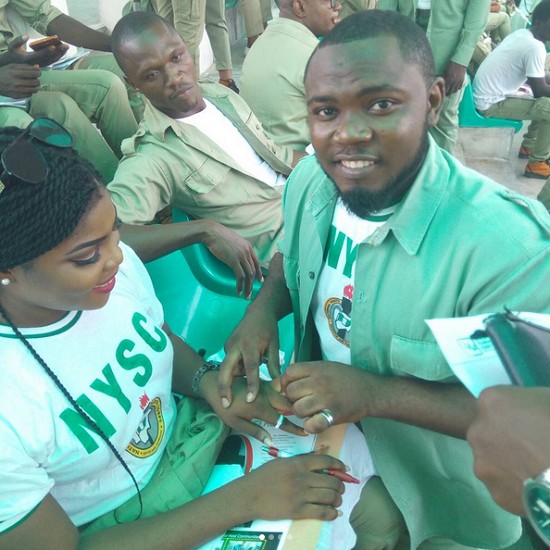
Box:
[278,139,550,548]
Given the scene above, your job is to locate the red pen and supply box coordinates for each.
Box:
[322,468,360,484]
[261,446,360,483]
[261,445,294,458]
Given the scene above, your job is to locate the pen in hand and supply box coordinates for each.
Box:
[261,446,360,484]
[261,445,295,458]
[320,468,360,484]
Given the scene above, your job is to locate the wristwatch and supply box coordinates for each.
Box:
[523,467,550,546]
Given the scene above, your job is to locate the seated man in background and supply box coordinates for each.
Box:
[474,0,550,180]
[108,11,305,270]
[239,0,341,151]
[6,0,145,119]
[0,0,140,180]
[486,0,512,45]
[130,0,240,92]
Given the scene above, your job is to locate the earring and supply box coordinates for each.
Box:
[1,278,10,286]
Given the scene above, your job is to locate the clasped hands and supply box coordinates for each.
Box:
[203,358,370,444]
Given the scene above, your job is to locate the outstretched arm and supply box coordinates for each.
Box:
[120,221,263,298]
[47,14,111,52]
[218,252,293,407]
[0,35,67,69]
[280,360,477,438]
[1,453,344,550]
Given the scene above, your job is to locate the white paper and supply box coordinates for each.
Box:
[197,423,374,550]
[426,312,550,397]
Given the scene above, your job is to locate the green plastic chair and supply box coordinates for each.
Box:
[145,210,294,367]
[459,75,523,133]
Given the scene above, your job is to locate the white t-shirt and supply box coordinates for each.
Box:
[0,243,176,531]
[473,29,546,111]
[312,199,395,364]
[180,100,286,188]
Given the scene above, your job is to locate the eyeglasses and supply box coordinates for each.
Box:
[329,0,340,8]
[0,117,73,194]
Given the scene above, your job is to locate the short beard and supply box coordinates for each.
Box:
[339,131,429,218]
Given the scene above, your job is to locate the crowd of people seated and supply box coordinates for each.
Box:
[2,1,550,549]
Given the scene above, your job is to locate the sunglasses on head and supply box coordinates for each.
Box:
[0,117,73,194]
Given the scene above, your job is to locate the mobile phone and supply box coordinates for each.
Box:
[29,35,62,51]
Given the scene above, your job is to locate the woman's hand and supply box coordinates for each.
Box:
[201,374,306,444]
[242,454,346,521]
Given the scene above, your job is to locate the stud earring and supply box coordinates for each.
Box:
[1,278,10,286]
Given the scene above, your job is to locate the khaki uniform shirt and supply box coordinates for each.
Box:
[109,83,293,266]
[0,0,61,52]
[240,18,317,152]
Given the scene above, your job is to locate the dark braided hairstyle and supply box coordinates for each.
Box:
[0,126,143,520]
[0,126,102,270]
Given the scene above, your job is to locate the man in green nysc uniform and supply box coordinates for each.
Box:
[218,10,550,549]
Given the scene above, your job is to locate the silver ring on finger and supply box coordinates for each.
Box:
[319,408,335,427]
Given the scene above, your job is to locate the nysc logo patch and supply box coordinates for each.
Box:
[127,394,165,459]
[324,283,353,348]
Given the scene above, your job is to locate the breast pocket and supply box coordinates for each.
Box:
[184,159,250,208]
[390,335,453,382]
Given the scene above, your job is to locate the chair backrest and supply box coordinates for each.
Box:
[145,210,294,365]
[459,75,523,133]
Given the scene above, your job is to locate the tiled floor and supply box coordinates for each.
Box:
[456,125,546,200]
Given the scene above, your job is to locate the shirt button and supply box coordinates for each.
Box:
[309,271,315,279]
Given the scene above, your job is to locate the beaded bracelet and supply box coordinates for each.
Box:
[191,361,221,396]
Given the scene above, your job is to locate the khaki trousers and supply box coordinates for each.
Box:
[482,95,550,163]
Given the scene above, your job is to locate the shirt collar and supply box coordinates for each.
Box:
[382,136,447,255]
[141,82,231,142]
[308,136,448,256]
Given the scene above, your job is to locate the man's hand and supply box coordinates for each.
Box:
[203,221,263,299]
[218,252,291,408]
[218,306,281,408]
[2,35,68,68]
[467,386,550,516]
[201,375,305,444]
[0,63,41,98]
[279,361,370,434]
[443,61,467,96]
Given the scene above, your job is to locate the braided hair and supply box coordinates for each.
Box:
[0,126,143,520]
[0,127,103,271]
